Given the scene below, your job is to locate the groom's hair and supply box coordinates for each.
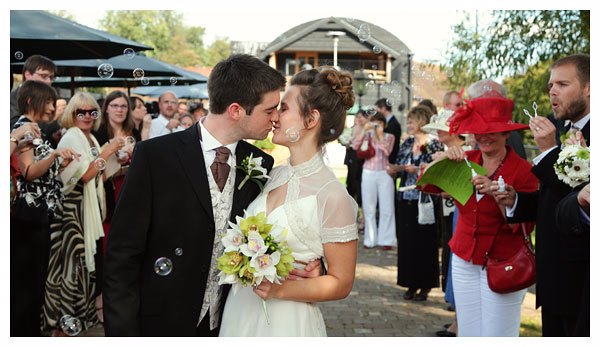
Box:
[208,54,286,115]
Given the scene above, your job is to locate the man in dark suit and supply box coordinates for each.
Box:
[375,98,401,163]
[495,54,590,336]
[10,55,56,128]
[103,54,290,336]
[555,183,589,337]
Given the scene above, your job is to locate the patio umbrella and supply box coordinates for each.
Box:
[10,10,152,62]
[11,53,189,79]
[131,83,208,99]
[52,69,207,96]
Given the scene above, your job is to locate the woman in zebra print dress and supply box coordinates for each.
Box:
[11,81,78,337]
[41,92,124,336]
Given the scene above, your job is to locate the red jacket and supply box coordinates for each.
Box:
[448,148,538,265]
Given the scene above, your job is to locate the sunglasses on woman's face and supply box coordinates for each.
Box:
[76,109,99,120]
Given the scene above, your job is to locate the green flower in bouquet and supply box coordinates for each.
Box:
[217,211,295,286]
[239,212,272,238]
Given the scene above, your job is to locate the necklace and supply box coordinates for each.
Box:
[481,148,508,180]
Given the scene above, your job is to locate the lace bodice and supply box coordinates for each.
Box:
[246,153,358,261]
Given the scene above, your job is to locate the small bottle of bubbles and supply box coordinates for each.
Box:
[497,175,506,192]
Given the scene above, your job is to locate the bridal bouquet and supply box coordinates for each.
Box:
[217,211,294,286]
[554,144,590,188]
[217,211,294,324]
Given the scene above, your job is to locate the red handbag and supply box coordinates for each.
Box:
[356,134,375,160]
[483,224,536,294]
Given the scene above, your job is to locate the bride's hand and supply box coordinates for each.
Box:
[286,259,322,280]
[253,281,277,300]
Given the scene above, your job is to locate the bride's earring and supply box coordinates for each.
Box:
[285,127,302,143]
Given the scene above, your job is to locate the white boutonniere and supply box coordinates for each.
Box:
[236,153,270,190]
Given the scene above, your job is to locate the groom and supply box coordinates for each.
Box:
[104,54,288,336]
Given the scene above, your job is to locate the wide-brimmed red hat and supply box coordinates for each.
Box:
[448,97,529,135]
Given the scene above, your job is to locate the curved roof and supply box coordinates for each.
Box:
[259,17,411,60]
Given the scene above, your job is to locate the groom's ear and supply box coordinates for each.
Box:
[304,109,320,130]
[227,103,247,121]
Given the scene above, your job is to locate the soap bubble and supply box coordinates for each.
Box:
[373,46,382,54]
[90,147,99,159]
[123,48,135,59]
[59,315,82,336]
[94,158,106,171]
[97,64,114,79]
[175,248,183,256]
[141,77,150,86]
[285,127,301,143]
[366,106,377,117]
[154,257,173,276]
[14,51,24,60]
[357,29,371,42]
[169,77,178,85]
[133,68,145,79]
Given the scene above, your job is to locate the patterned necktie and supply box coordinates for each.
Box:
[211,146,230,191]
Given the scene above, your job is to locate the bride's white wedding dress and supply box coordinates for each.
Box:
[218,153,358,336]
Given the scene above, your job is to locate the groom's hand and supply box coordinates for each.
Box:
[286,259,323,280]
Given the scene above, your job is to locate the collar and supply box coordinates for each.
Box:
[385,114,394,123]
[197,121,237,154]
[564,113,590,130]
[289,152,325,178]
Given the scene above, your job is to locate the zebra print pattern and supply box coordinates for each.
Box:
[40,182,99,335]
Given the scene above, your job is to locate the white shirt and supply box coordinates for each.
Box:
[532,113,590,165]
[507,113,590,216]
[148,114,184,139]
[197,122,237,169]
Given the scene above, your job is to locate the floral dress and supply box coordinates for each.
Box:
[393,135,444,289]
[10,116,63,336]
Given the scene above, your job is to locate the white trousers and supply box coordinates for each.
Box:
[452,254,526,336]
[361,169,396,247]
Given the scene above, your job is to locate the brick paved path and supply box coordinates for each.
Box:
[83,234,540,337]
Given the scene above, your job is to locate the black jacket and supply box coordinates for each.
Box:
[508,117,589,317]
[103,124,273,336]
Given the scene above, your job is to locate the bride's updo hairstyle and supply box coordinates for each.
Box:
[290,67,355,147]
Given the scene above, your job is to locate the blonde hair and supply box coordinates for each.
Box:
[59,92,102,131]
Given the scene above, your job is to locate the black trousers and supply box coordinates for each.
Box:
[541,309,579,337]
[195,315,219,337]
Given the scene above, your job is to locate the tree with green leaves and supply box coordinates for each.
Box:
[442,10,589,143]
[444,10,589,84]
[98,10,229,67]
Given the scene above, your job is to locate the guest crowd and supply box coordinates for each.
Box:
[10,52,590,337]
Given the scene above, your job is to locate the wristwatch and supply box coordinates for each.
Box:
[10,136,18,144]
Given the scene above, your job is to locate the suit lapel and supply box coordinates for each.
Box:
[231,142,254,221]
[581,120,590,146]
[175,125,214,219]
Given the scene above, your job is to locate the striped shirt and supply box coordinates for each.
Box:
[352,132,395,171]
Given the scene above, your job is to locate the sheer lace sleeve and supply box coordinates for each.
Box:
[318,180,359,244]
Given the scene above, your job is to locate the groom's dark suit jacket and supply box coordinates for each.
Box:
[103,124,274,336]
[508,116,589,323]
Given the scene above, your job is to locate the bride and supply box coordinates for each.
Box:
[218,67,359,336]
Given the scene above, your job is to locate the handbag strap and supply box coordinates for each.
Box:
[483,223,531,269]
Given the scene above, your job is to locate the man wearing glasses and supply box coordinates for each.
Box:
[10,55,56,128]
[148,91,184,138]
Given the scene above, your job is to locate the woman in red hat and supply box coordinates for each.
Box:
[427,97,538,336]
